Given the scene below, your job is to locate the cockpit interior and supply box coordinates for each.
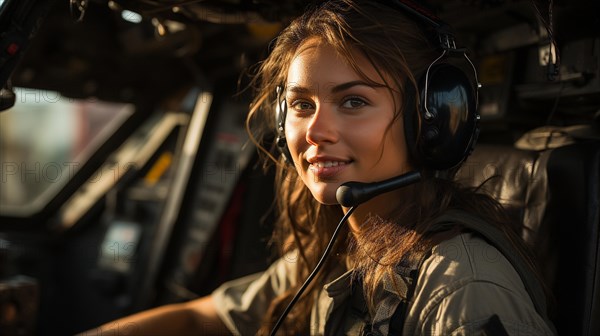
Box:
[0,0,598,335]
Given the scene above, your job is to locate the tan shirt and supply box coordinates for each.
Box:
[211,233,554,335]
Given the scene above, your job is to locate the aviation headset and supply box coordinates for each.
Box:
[275,0,481,171]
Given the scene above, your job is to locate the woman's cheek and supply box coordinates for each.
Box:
[285,119,305,160]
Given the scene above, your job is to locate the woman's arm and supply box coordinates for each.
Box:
[80,256,296,335]
[79,295,231,336]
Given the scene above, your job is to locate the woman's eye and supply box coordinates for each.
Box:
[290,100,314,111]
[341,97,367,109]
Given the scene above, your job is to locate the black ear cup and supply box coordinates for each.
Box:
[275,86,294,164]
[406,63,480,171]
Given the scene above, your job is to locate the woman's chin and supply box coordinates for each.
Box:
[310,190,340,205]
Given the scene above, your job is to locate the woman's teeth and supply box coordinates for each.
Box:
[313,161,347,168]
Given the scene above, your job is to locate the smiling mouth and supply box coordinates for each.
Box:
[308,160,351,179]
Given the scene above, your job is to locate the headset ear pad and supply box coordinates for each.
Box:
[405,63,480,171]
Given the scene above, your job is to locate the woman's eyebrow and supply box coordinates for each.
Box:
[330,80,384,93]
[285,85,312,95]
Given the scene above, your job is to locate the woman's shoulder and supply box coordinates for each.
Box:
[426,232,524,287]
[403,232,553,335]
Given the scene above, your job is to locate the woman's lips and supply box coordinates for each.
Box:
[308,160,350,180]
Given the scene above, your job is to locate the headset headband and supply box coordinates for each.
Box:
[388,0,458,50]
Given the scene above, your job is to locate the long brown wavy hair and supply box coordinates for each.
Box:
[244,0,546,334]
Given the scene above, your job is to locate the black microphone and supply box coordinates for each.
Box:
[336,171,422,207]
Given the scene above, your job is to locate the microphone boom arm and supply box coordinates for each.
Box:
[336,171,422,207]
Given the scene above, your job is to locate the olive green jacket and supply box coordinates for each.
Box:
[212,232,554,335]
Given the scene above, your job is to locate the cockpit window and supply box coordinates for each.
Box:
[0,87,134,217]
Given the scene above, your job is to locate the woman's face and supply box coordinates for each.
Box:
[285,38,411,205]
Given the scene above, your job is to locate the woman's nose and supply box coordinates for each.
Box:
[305,104,338,146]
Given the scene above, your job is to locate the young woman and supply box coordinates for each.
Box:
[88,1,555,335]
